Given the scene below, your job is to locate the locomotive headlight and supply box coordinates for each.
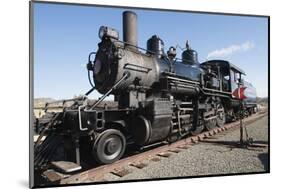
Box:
[98,26,106,39]
[98,26,119,40]
[94,59,102,75]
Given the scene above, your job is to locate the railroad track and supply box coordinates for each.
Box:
[42,111,267,185]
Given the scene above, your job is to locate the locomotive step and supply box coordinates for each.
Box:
[51,161,82,173]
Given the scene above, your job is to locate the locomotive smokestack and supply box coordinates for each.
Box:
[123,11,138,50]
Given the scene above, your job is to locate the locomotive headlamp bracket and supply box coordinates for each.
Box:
[87,52,96,71]
[86,62,93,71]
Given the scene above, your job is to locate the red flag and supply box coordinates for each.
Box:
[232,87,247,100]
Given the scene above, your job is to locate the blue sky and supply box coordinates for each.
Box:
[33,3,268,99]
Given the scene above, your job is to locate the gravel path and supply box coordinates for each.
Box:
[104,115,269,181]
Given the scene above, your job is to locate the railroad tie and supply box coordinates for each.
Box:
[197,135,205,141]
[168,148,182,153]
[42,169,64,182]
[191,137,199,143]
[129,162,148,169]
[111,167,131,177]
[149,156,161,162]
[157,152,172,158]
[177,145,190,149]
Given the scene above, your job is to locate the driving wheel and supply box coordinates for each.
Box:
[205,117,217,130]
[216,104,226,127]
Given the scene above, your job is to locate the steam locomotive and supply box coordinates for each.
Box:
[34,11,257,170]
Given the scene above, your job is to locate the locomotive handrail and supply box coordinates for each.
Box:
[202,87,232,95]
[199,87,231,99]
[78,103,90,131]
[88,72,130,110]
[88,52,96,63]
[123,63,152,73]
[112,40,160,58]
[34,113,61,149]
[75,72,130,131]
[44,96,85,106]
[165,75,200,85]
[43,96,86,111]
[87,52,97,88]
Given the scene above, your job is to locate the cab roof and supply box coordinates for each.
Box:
[201,60,246,75]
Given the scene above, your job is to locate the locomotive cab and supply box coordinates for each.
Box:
[201,60,246,94]
[200,60,257,121]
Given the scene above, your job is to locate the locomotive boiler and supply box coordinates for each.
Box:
[92,11,202,99]
[34,10,257,171]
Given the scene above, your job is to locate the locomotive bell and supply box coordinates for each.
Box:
[181,40,198,65]
[167,46,177,60]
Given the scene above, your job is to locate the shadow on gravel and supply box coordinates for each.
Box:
[202,140,268,151]
[258,153,269,171]
[202,140,241,150]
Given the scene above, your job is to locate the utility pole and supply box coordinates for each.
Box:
[232,83,247,146]
[239,100,244,144]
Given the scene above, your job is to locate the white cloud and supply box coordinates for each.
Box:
[207,41,255,59]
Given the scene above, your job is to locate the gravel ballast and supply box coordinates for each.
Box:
[104,115,269,181]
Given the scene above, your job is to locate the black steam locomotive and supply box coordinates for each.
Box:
[34,11,257,170]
